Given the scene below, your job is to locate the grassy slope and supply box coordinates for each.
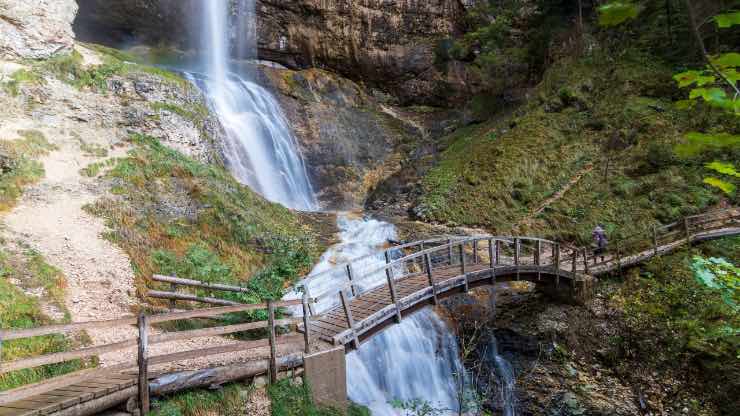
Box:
[417,50,738,244]
[87,134,322,309]
[0,246,88,391]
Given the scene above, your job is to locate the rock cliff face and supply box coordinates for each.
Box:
[74,0,475,105]
[0,0,78,59]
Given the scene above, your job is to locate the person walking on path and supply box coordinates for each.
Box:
[592,225,608,262]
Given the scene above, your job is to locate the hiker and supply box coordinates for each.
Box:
[592,225,608,262]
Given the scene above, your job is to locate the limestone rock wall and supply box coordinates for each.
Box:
[0,0,78,59]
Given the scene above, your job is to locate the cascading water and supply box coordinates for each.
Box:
[192,0,317,211]
[484,334,517,416]
[195,2,467,413]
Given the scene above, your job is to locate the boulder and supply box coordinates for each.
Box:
[0,0,78,59]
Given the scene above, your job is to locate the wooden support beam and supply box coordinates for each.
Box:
[652,226,658,257]
[515,238,520,281]
[536,240,542,281]
[267,301,277,384]
[572,250,577,274]
[152,274,251,293]
[301,293,311,354]
[339,290,359,349]
[554,244,560,287]
[385,252,402,323]
[305,285,316,316]
[459,243,466,275]
[137,314,149,416]
[345,264,357,297]
[425,253,439,304]
[147,290,242,306]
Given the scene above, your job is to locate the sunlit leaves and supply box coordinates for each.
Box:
[715,12,740,29]
[692,256,739,310]
[712,52,740,69]
[598,1,640,26]
[706,162,740,178]
[704,177,737,195]
[674,70,715,87]
[675,132,740,157]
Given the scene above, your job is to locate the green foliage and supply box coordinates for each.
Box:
[149,383,251,416]
[598,1,640,27]
[389,399,446,416]
[268,379,368,416]
[703,177,736,195]
[619,237,740,412]
[0,130,55,211]
[1,69,43,96]
[692,256,739,311]
[714,12,740,29]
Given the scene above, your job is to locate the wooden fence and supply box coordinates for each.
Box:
[0,297,313,414]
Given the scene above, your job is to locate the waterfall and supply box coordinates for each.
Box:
[484,334,517,416]
[288,214,467,415]
[194,2,467,413]
[193,0,317,211]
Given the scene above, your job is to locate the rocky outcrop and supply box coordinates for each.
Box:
[74,0,478,105]
[259,66,421,209]
[0,0,78,59]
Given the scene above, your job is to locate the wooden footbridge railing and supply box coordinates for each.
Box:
[0,208,737,416]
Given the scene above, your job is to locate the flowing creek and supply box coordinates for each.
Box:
[191,1,516,414]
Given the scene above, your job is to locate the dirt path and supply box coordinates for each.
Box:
[517,164,594,229]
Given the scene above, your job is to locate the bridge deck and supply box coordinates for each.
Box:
[0,373,137,416]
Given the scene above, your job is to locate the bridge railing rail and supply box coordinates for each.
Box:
[576,207,739,273]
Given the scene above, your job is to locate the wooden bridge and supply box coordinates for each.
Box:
[0,208,737,416]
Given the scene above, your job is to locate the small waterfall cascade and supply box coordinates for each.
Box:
[192,0,317,210]
[287,214,467,415]
[484,333,517,416]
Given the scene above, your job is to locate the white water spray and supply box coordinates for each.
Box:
[195,0,317,210]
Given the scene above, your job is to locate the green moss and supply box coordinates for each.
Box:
[86,134,321,312]
[0,130,55,211]
[417,51,737,242]
[0,248,86,391]
[1,69,43,96]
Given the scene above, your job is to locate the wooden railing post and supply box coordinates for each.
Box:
[514,238,520,280]
[616,240,622,276]
[425,253,439,304]
[554,244,560,287]
[301,292,311,354]
[459,243,466,275]
[345,264,356,297]
[304,285,315,316]
[684,217,692,248]
[267,300,277,384]
[137,313,150,415]
[339,290,359,349]
[385,260,402,323]
[169,276,178,310]
[495,240,501,265]
[473,240,479,264]
[488,238,496,283]
[583,249,590,274]
[571,250,577,274]
[535,240,542,281]
[448,239,454,265]
[651,226,658,257]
